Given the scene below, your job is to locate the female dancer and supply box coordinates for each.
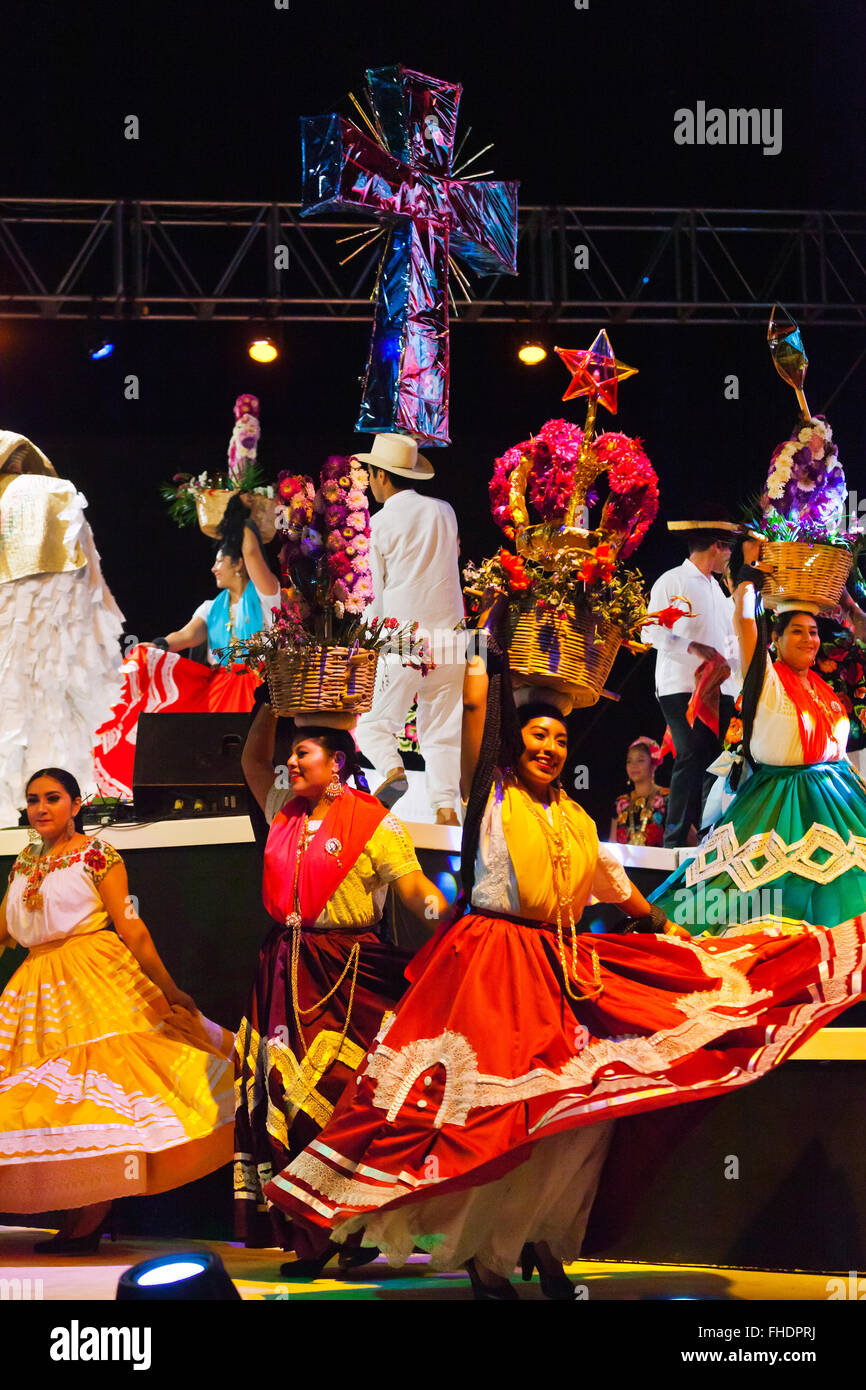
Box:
[652,579,866,936]
[610,737,669,846]
[0,769,234,1250]
[235,705,448,1263]
[261,612,866,1297]
[94,496,280,801]
[0,432,124,827]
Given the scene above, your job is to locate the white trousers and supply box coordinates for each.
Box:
[355,655,463,815]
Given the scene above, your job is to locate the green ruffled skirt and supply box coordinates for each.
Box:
[651,760,866,936]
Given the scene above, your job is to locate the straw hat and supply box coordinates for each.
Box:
[350,433,435,480]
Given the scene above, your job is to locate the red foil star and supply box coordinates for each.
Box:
[554,330,638,414]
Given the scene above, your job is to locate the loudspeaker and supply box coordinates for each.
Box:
[132,713,250,819]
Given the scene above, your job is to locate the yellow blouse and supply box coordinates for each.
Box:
[472,775,632,922]
[267,789,421,929]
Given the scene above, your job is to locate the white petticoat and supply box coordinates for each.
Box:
[0,506,124,827]
[334,1119,615,1277]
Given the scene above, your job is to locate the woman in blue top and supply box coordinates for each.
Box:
[94,496,280,800]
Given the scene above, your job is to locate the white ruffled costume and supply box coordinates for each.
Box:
[0,432,124,827]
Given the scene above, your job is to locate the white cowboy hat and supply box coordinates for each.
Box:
[350,433,435,480]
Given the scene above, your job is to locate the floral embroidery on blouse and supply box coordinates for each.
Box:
[614,787,669,846]
[9,838,122,889]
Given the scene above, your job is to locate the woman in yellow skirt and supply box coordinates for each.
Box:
[0,767,234,1252]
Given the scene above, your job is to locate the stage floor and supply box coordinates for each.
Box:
[0,1225,845,1301]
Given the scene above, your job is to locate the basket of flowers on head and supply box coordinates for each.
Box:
[753,416,854,611]
[473,418,664,706]
[751,308,862,611]
[225,456,433,716]
[161,394,277,539]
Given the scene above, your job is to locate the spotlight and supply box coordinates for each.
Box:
[90,341,115,361]
[248,337,278,363]
[116,1250,240,1301]
[517,341,547,365]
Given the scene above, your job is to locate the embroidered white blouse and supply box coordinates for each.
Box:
[750,662,849,767]
[5,838,122,949]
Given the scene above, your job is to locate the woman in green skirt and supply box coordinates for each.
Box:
[652,576,866,937]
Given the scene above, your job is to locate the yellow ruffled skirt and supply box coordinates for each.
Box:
[0,930,234,1211]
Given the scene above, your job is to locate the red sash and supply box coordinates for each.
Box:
[262,787,389,926]
[773,660,845,763]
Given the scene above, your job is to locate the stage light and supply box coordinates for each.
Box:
[248,337,278,363]
[90,341,115,361]
[116,1250,240,1301]
[518,341,547,365]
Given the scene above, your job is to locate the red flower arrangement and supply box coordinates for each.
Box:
[498,548,532,590]
[489,419,658,558]
[577,542,616,584]
[490,419,586,536]
[594,433,659,558]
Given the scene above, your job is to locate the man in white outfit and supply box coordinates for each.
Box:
[351,435,464,825]
[644,514,741,846]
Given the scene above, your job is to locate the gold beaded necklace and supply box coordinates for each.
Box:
[518,786,602,1002]
[284,811,361,1072]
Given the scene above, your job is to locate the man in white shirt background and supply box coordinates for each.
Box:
[351,434,464,826]
[645,511,742,847]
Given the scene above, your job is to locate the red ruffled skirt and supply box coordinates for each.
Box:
[93,643,258,799]
[263,908,866,1270]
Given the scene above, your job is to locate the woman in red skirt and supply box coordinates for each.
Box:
[262,616,866,1297]
[235,704,448,1268]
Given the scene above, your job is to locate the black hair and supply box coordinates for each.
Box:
[215,493,254,563]
[460,661,570,902]
[685,529,734,554]
[24,767,85,832]
[732,607,819,788]
[290,726,370,792]
[627,740,656,765]
[370,465,412,492]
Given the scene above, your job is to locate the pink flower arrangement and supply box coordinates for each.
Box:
[490,420,587,536]
[227,394,261,486]
[594,432,659,558]
[314,456,372,615]
[489,418,658,560]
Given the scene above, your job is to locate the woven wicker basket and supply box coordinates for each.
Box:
[195,489,236,539]
[247,495,278,543]
[509,603,621,708]
[196,489,278,542]
[760,540,851,611]
[265,647,379,717]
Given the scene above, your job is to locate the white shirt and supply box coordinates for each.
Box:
[645,558,739,698]
[193,581,279,664]
[750,661,849,766]
[367,490,464,638]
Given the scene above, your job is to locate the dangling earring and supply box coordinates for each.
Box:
[325,771,344,801]
[66,817,76,838]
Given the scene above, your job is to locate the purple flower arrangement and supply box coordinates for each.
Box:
[763,417,846,535]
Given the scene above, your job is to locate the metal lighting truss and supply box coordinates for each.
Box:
[0,199,864,327]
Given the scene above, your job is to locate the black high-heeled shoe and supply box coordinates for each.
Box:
[337,1244,380,1271]
[279,1241,338,1279]
[465,1257,519,1300]
[520,1243,575,1300]
[34,1206,115,1255]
